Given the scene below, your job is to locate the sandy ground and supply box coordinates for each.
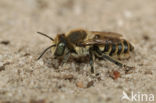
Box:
[0,0,156,103]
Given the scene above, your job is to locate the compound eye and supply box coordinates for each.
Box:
[54,42,65,56]
[59,43,65,47]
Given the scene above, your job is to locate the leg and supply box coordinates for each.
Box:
[102,54,131,68]
[89,48,95,73]
[103,54,134,72]
[92,46,128,68]
[61,51,71,65]
[97,54,134,74]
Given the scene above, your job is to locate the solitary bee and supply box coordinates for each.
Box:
[37,29,134,73]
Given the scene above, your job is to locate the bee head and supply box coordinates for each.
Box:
[54,34,67,57]
[37,32,68,60]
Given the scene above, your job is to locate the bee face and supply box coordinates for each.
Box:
[54,34,67,57]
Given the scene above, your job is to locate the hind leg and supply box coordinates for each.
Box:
[89,47,95,73]
[102,54,133,70]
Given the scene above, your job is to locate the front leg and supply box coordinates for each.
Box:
[61,51,71,65]
[89,47,95,73]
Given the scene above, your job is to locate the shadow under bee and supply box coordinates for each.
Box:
[40,50,90,69]
[40,50,58,69]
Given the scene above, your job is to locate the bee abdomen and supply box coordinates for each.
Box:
[94,39,134,59]
[109,40,134,57]
[117,40,134,59]
[129,42,134,51]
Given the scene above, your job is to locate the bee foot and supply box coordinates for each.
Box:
[123,65,135,74]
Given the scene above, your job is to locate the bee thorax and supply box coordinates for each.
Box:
[72,47,89,57]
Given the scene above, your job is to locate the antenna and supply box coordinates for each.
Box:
[37,32,54,41]
[37,44,56,60]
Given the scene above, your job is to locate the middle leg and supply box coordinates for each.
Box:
[89,47,95,73]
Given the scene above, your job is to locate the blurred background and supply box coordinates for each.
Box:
[0,0,156,47]
[0,0,156,103]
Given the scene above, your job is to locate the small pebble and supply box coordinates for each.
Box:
[76,81,84,88]
[87,80,94,88]
[0,65,5,71]
[63,74,74,80]
[109,70,120,80]
[30,99,46,103]
[0,40,10,45]
[144,70,153,75]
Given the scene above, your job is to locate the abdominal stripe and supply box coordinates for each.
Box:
[117,42,122,55]
[103,41,109,52]
[109,44,116,56]
[123,40,128,53]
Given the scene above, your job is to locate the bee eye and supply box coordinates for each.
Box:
[59,43,65,47]
[54,43,65,56]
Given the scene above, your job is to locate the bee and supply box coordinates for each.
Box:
[37,29,134,73]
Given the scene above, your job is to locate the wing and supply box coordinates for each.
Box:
[79,38,122,46]
[78,31,123,46]
[91,31,123,38]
